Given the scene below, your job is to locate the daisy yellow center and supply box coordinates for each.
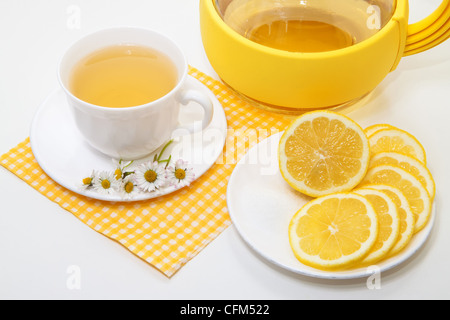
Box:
[101,179,111,189]
[82,177,92,185]
[175,168,186,180]
[114,168,122,180]
[124,181,134,194]
[145,170,157,183]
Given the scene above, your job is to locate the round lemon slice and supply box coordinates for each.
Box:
[279,111,370,197]
[289,193,378,270]
[369,152,435,200]
[360,165,432,233]
[364,184,415,256]
[364,124,397,138]
[353,187,400,265]
[368,128,427,164]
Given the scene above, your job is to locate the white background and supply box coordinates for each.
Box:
[0,0,449,299]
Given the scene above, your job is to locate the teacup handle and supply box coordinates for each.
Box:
[403,0,450,56]
[175,89,214,134]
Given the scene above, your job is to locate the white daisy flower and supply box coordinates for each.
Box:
[93,171,120,195]
[167,159,195,188]
[119,175,139,199]
[135,161,167,192]
[112,159,134,181]
[80,170,97,190]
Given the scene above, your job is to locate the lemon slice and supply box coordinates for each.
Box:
[369,152,435,200]
[368,128,427,164]
[289,193,378,270]
[360,165,431,233]
[354,188,400,265]
[364,124,397,138]
[364,184,415,256]
[279,111,370,197]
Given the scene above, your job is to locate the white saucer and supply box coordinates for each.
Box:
[30,76,228,202]
[226,132,436,280]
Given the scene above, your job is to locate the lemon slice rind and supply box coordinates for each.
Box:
[361,165,431,234]
[354,187,400,265]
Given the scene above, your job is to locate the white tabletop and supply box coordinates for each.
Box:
[1,0,449,300]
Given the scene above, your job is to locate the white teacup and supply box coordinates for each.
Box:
[58,27,213,160]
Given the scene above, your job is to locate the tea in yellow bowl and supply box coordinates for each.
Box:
[200,0,450,113]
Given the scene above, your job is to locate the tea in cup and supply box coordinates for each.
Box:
[58,27,213,160]
[69,44,179,109]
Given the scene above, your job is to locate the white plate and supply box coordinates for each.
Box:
[30,76,227,202]
[227,132,436,280]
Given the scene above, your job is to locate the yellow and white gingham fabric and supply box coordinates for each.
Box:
[0,67,292,277]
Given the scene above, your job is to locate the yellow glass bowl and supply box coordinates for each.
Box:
[200,0,450,113]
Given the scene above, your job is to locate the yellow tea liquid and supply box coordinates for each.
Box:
[246,20,354,52]
[223,0,382,53]
[69,44,178,108]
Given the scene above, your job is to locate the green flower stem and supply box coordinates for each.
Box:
[123,161,133,169]
[157,139,174,162]
[158,155,172,169]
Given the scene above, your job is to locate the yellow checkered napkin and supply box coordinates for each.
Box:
[0,67,292,277]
